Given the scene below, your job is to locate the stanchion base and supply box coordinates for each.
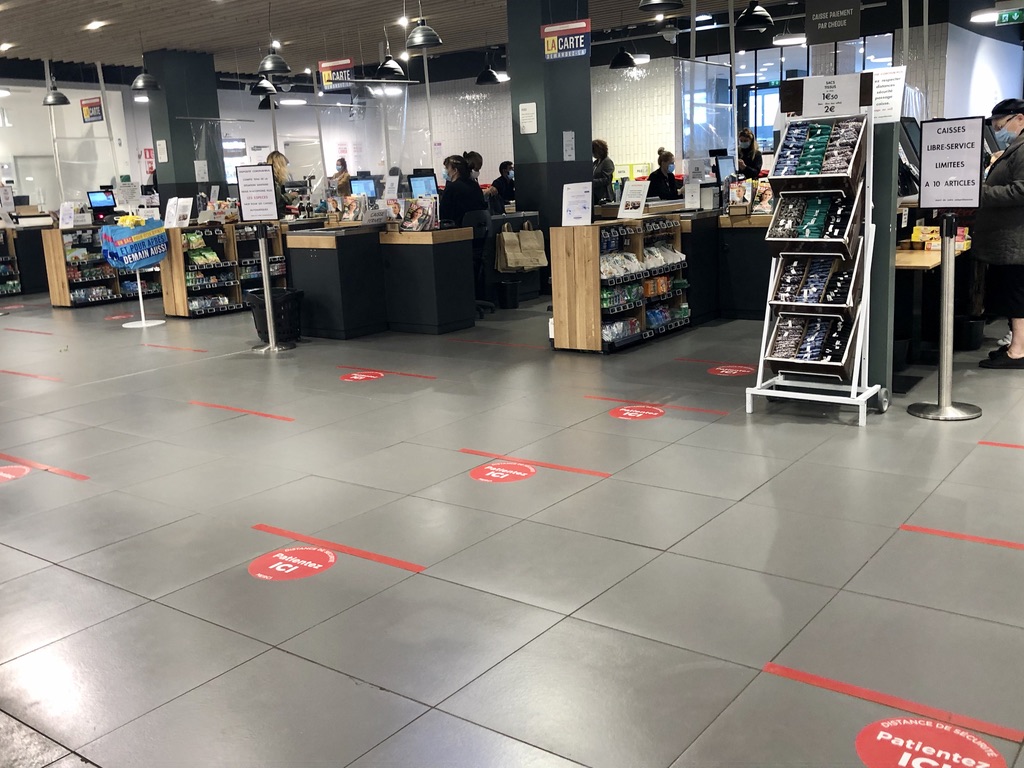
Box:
[907,402,983,421]
[252,341,296,353]
[123,320,166,329]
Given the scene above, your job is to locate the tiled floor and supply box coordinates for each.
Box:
[1,296,1023,768]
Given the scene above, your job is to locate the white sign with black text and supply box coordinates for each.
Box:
[871,66,907,124]
[236,164,279,222]
[561,182,592,226]
[802,73,861,117]
[919,117,984,209]
[519,102,538,135]
[618,180,651,220]
[0,185,14,211]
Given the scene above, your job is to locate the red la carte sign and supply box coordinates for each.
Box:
[610,405,665,421]
[248,546,337,581]
[709,364,757,377]
[340,370,385,382]
[0,465,30,484]
[856,718,1006,768]
[319,58,354,92]
[470,461,537,484]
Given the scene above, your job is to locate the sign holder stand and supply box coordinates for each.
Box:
[123,266,165,328]
[251,222,294,353]
[907,213,982,421]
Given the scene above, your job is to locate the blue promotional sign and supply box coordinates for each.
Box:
[541,19,591,61]
[100,221,169,270]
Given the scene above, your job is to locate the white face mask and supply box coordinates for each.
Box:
[471,169,480,180]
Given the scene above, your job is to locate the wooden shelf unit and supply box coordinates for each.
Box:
[551,216,690,353]
[0,228,20,297]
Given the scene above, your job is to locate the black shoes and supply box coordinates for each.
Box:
[988,344,1009,360]
[980,349,1024,369]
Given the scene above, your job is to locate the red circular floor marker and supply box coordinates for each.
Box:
[708,364,756,377]
[105,313,134,321]
[609,405,665,421]
[340,371,386,382]
[248,546,337,581]
[856,718,1006,768]
[0,465,30,484]
[469,461,537,484]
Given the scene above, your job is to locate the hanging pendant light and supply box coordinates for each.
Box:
[43,74,69,107]
[638,0,684,12]
[406,1,442,49]
[375,25,406,79]
[610,46,636,70]
[131,33,160,96]
[735,1,774,33]
[258,95,277,110]
[476,64,500,85]
[772,20,806,46]
[250,77,277,96]
[258,50,290,75]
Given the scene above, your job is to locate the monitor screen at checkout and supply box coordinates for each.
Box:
[410,175,438,198]
[716,156,736,183]
[351,178,377,198]
[87,190,116,209]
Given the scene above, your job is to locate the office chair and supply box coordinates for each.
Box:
[461,209,496,318]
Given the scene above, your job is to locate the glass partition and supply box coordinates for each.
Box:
[676,58,734,159]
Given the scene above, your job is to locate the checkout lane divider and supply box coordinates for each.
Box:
[459,448,611,479]
[336,365,437,380]
[252,523,425,573]
[584,395,729,416]
[762,662,1024,744]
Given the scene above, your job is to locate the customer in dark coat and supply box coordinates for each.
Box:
[975,98,1024,369]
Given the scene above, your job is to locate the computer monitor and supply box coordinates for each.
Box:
[715,156,736,184]
[87,190,116,210]
[409,174,439,198]
[351,178,377,199]
[355,170,372,179]
[709,148,729,158]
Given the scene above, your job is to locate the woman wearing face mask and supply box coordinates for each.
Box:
[973,98,1024,369]
[463,151,484,183]
[736,128,763,181]
[647,148,680,200]
[331,157,352,197]
[439,155,486,225]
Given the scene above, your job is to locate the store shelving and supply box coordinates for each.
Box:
[552,216,689,353]
[0,229,21,296]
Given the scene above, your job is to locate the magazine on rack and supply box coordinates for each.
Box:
[400,195,438,231]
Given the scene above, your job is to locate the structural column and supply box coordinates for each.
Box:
[507,0,592,232]
[144,50,227,201]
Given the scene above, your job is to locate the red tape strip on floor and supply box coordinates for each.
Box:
[978,441,1024,451]
[763,663,1024,743]
[188,401,294,422]
[252,524,425,573]
[900,524,1024,552]
[0,452,90,481]
[584,395,729,416]
[336,365,436,379]
[4,328,54,336]
[459,448,612,478]
[447,339,549,350]
[143,343,209,353]
[0,369,61,382]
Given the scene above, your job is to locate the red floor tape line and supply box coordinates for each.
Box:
[584,395,729,416]
[0,369,61,382]
[978,441,1024,451]
[0,452,90,481]
[252,524,425,573]
[188,401,294,422]
[459,448,612,478]
[143,343,208,353]
[336,365,437,379]
[447,339,549,350]
[762,663,1024,743]
[900,524,1024,552]
[3,328,54,336]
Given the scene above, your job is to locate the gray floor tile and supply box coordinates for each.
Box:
[0,492,193,562]
[803,430,976,480]
[440,618,756,768]
[349,710,580,768]
[63,516,282,598]
[947,443,1024,495]
[0,602,266,749]
[161,551,411,645]
[482,393,615,427]
[0,711,69,768]
[5,427,149,466]
[907,481,1024,545]
[614,444,791,501]
[329,401,470,442]
[512,430,669,475]
[98,400,242,439]
[313,496,515,567]
[671,673,1020,768]
[122,458,305,511]
[408,413,564,455]
[47,394,157,428]
[0,544,48,583]
[744,463,940,527]
[776,591,1024,729]
[71,441,222,489]
[1,421,91,455]
[415,463,602,520]
[571,404,721,443]
[576,553,834,667]
[208,475,400,531]
[235,423,401,479]
[678,413,848,460]
[81,650,426,768]
[533,479,732,549]
[328,443,483,495]
[40,756,99,768]
[0,566,144,664]
[848,530,1024,628]
[0,470,107,522]
[670,502,894,588]
[284,576,561,705]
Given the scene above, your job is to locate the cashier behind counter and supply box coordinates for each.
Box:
[439,155,486,225]
[647,148,680,200]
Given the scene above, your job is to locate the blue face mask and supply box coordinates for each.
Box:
[739,140,751,150]
[442,170,450,182]
[995,127,1015,149]
[667,163,675,174]
[508,170,515,180]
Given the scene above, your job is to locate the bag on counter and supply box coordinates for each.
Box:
[496,223,521,273]
[497,221,547,272]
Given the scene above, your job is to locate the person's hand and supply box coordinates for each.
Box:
[484,186,498,197]
[989,150,1004,166]
[738,158,746,170]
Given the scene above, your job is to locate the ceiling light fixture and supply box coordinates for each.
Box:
[399,50,409,61]
[133,94,149,103]
[970,8,999,23]
[772,23,806,46]
[84,20,107,31]
[633,53,652,65]
[43,63,69,107]
[637,0,684,12]
[271,39,281,49]
[735,1,774,33]
[496,71,510,83]
[376,24,406,80]
[0,88,10,98]
[279,98,307,106]
[407,1,442,49]
[303,67,311,74]
[250,77,277,96]
[696,13,713,21]
[0,43,13,52]
[131,33,161,96]
[610,46,637,70]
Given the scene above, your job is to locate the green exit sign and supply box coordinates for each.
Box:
[997,9,1024,25]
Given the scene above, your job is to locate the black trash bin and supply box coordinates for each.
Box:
[245,288,304,343]
[498,281,520,309]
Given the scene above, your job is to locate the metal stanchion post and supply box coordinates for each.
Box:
[251,223,294,353]
[907,212,982,421]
